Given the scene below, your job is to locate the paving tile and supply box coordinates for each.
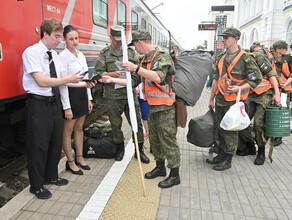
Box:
[40,214,55,220]
[168,207,180,220]
[14,211,33,220]
[157,205,169,219]
[46,201,65,215]
[180,208,190,220]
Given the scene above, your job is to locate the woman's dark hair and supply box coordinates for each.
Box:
[63,25,78,38]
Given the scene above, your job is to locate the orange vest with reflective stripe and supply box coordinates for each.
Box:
[217,50,250,101]
[251,76,271,95]
[141,49,176,106]
[271,60,291,92]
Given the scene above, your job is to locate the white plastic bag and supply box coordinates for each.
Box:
[220,87,250,131]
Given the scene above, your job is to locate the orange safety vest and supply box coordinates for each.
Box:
[216,50,250,101]
[140,49,176,106]
[271,60,292,92]
[251,76,271,95]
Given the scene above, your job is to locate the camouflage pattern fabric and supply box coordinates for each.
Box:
[215,103,239,155]
[240,90,274,147]
[148,106,180,168]
[214,50,262,154]
[94,45,143,145]
[214,51,262,107]
[140,48,180,168]
[106,98,144,144]
[95,45,140,99]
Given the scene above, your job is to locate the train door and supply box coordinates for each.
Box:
[0,0,42,101]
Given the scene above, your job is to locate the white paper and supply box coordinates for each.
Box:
[120,29,138,133]
[281,93,288,107]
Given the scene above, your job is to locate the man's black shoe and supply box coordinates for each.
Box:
[29,186,52,199]
[145,161,166,179]
[158,168,180,188]
[134,143,150,164]
[213,153,232,171]
[158,175,180,188]
[45,177,69,186]
[115,143,125,161]
[206,153,224,164]
[273,137,282,147]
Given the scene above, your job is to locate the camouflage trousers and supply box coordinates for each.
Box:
[148,106,180,168]
[107,99,144,145]
[240,92,273,148]
[215,103,239,155]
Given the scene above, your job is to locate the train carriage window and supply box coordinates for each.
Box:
[117,0,126,28]
[148,24,152,37]
[131,11,138,31]
[141,18,146,30]
[153,27,156,44]
[92,0,108,28]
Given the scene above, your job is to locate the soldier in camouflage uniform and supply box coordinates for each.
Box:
[95,25,149,164]
[208,27,262,171]
[238,43,281,165]
[122,30,181,188]
[269,40,292,146]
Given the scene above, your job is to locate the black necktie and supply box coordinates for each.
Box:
[46,51,60,96]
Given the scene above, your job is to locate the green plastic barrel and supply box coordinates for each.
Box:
[265,106,291,137]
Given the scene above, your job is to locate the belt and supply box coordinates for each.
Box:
[28,94,59,102]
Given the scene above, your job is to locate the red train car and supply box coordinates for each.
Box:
[0,0,177,160]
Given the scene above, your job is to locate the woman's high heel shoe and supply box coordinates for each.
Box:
[75,155,91,170]
[66,160,84,175]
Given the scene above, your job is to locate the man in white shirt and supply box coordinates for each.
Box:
[22,18,83,199]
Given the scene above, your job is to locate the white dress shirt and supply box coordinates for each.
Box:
[59,48,92,110]
[22,40,65,96]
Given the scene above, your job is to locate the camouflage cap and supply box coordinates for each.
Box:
[250,42,261,52]
[128,30,151,46]
[110,25,124,41]
[252,41,261,46]
[218,27,241,39]
[273,40,288,50]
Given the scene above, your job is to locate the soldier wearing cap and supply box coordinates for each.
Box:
[207,27,262,171]
[237,42,281,165]
[94,25,150,164]
[122,30,181,188]
[270,40,292,146]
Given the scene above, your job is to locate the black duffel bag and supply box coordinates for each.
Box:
[187,109,215,147]
[83,135,117,158]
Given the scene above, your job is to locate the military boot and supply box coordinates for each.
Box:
[115,142,125,161]
[236,141,256,156]
[213,153,232,171]
[206,148,224,164]
[273,137,282,147]
[254,147,265,165]
[134,143,150,164]
[145,161,166,179]
[158,168,181,188]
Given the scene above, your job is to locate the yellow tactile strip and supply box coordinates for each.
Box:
[100,141,163,220]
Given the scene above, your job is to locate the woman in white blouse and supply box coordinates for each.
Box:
[59,25,93,175]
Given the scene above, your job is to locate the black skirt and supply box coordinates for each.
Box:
[64,87,88,119]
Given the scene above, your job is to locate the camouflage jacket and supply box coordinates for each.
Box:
[270,54,292,77]
[95,45,139,99]
[140,48,176,112]
[214,50,262,106]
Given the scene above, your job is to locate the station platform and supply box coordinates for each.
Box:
[1,88,292,220]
